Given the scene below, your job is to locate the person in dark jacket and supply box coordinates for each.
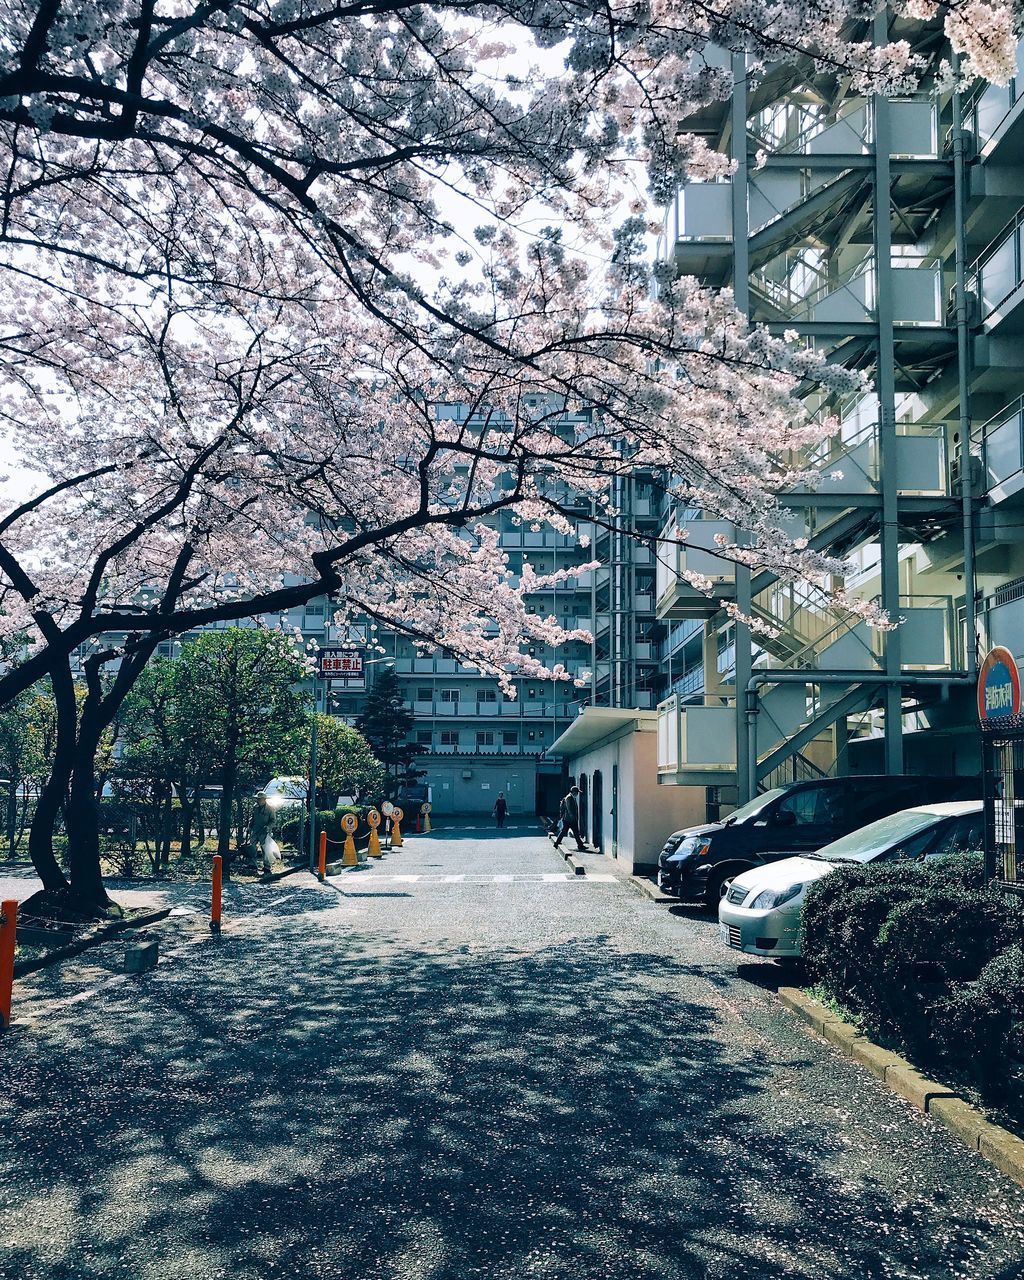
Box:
[493,792,508,828]
[553,785,586,851]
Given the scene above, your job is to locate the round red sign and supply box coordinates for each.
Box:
[978,646,1022,721]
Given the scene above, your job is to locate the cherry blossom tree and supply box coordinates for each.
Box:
[0,1,1017,908]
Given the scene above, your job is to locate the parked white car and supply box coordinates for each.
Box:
[717,801,984,959]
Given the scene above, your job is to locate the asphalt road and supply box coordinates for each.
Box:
[3,826,1024,1280]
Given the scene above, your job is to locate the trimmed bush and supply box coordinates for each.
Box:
[802,854,1024,1105]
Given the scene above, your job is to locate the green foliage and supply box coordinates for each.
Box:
[279,807,373,849]
[115,629,312,861]
[354,667,424,777]
[803,855,1024,1103]
[313,715,386,804]
[0,682,57,854]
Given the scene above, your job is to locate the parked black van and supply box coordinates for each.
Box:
[657,774,979,907]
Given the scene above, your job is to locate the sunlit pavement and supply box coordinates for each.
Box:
[3,826,1024,1280]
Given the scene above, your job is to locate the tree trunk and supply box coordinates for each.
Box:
[65,744,109,909]
[5,779,16,860]
[27,662,77,894]
[179,793,194,862]
[28,768,72,892]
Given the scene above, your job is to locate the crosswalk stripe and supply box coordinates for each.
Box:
[333,872,615,885]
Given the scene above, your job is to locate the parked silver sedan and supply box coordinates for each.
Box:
[717,801,984,960]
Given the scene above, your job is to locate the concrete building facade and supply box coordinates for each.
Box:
[654,24,1024,807]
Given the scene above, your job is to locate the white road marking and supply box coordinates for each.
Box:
[340,873,612,885]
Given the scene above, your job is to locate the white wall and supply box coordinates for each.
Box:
[422,757,537,815]
[567,728,705,874]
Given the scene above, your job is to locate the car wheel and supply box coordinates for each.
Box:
[703,870,733,910]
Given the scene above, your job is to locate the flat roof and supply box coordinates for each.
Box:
[547,707,658,759]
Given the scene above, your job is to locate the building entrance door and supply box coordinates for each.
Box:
[592,770,603,852]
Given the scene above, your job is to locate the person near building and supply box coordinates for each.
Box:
[553,785,586,851]
[493,792,508,828]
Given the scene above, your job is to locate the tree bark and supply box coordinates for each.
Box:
[179,791,194,862]
[65,741,109,908]
[5,779,16,860]
[27,663,76,894]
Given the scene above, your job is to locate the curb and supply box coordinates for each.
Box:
[13,907,173,978]
[777,986,1024,1188]
[629,875,676,904]
[563,852,587,877]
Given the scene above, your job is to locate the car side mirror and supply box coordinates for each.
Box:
[774,809,797,827]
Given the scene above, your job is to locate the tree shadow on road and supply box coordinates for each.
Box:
[1,890,1022,1280]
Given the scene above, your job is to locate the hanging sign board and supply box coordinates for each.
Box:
[317,647,365,688]
[978,646,1022,722]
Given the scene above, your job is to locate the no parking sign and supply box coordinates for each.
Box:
[978,647,1022,722]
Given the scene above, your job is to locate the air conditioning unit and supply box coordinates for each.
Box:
[943,126,977,159]
[949,452,985,495]
[945,287,980,327]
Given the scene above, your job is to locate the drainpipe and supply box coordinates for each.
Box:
[743,670,972,799]
[952,75,978,677]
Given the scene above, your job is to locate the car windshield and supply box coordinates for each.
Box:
[813,809,941,864]
[724,787,788,825]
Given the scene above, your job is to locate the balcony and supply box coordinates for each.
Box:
[979,394,1024,502]
[752,254,944,329]
[655,518,736,619]
[657,695,737,786]
[781,422,948,499]
[986,576,1024,654]
[970,208,1024,332]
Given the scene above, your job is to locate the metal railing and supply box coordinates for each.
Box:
[969,205,1024,319]
[748,97,872,157]
[976,393,1024,492]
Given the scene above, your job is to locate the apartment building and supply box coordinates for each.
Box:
[655,22,1024,806]
[137,403,667,818]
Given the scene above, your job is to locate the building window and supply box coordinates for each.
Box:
[439,689,459,703]
[477,689,497,703]
[502,731,518,746]
[417,730,433,745]
[476,731,495,747]
[440,730,459,746]
[417,687,432,702]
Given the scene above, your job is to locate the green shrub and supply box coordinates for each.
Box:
[802,853,1024,1105]
[278,806,373,850]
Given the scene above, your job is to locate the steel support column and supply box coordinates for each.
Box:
[731,53,755,801]
[872,14,904,775]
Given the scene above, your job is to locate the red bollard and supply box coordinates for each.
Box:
[0,899,17,1030]
[211,855,223,934]
[318,830,327,881]
[416,813,421,833]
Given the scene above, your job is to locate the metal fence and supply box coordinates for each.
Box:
[982,718,1024,885]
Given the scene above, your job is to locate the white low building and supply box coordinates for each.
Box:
[548,708,704,875]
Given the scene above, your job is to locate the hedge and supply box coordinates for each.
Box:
[278,806,375,849]
[802,854,1024,1105]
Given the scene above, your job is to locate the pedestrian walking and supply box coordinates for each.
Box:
[553,785,586,851]
[493,792,508,828]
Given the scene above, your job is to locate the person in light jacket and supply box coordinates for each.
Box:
[553,785,586,851]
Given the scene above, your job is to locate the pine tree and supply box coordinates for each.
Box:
[355,668,425,782]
